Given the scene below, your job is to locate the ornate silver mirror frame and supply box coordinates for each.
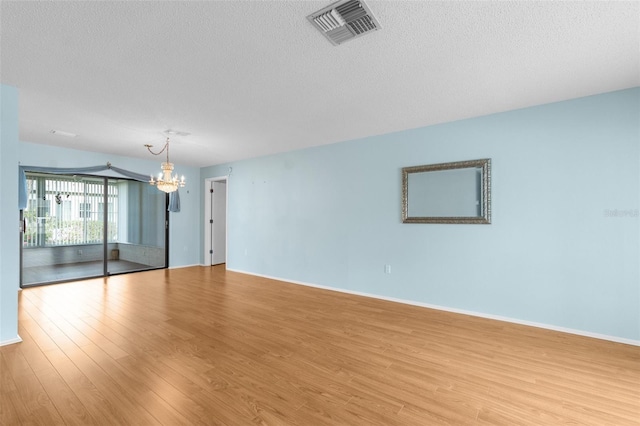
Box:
[402,158,491,224]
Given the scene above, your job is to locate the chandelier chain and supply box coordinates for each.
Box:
[144,138,171,163]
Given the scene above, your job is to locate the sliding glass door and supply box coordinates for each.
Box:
[21,172,167,287]
[106,179,167,276]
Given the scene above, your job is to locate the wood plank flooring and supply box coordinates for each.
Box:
[1,265,638,425]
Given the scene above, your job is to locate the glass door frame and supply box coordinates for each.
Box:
[19,172,169,288]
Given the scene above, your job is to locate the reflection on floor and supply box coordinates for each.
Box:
[22,260,153,286]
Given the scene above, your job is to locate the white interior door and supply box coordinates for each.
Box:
[204,177,228,266]
[212,180,227,265]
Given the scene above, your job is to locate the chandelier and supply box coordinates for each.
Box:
[145,137,185,193]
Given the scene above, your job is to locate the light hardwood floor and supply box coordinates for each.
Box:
[1,266,638,425]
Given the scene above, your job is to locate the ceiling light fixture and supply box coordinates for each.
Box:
[164,129,191,137]
[144,137,185,193]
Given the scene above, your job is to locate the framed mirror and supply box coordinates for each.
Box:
[402,158,491,224]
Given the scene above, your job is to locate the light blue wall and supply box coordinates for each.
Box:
[18,142,201,268]
[0,85,21,345]
[202,88,640,342]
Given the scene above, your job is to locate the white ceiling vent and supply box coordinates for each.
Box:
[308,0,381,46]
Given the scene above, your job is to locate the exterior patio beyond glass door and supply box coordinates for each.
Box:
[107,179,167,275]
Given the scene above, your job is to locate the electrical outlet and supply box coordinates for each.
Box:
[384,264,391,274]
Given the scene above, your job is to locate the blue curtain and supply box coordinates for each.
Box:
[19,163,180,212]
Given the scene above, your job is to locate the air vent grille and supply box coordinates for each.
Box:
[313,9,345,32]
[349,15,376,35]
[308,0,381,46]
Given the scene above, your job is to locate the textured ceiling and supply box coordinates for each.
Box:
[1,1,638,167]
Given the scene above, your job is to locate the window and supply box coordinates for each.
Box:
[23,173,119,247]
[79,202,91,219]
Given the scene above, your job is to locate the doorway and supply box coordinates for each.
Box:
[204,176,228,266]
[20,172,168,286]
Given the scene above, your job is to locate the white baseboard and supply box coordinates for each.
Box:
[0,335,23,347]
[226,268,640,347]
[168,264,201,270]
